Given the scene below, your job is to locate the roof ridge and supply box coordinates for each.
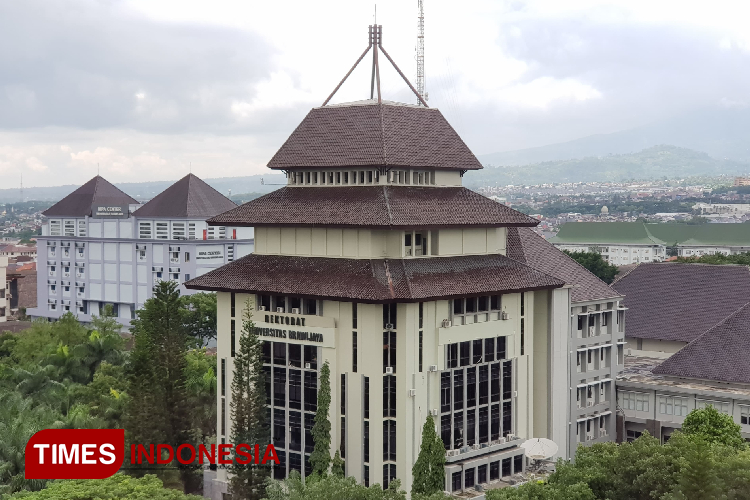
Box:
[382,185,393,226]
[611,262,641,285]
[378,103,388,166]
[185,174,193,217]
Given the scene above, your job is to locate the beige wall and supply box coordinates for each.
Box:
[255,227,507,259]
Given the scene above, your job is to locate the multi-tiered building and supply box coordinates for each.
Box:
[29,174,253,326]
[189,27,624,497]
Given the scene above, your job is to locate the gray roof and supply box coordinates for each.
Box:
[267,100,483,171]
[653,301,750,384]
[133,174,236,219]
[506,227,621,303]
[43,176,137,217]
[612,263,750,343]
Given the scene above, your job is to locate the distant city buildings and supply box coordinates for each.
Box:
[28,174,253,327]
[549,222,750,264]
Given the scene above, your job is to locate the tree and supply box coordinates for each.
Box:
[5,473,202,499]
[184,349,217,442]
[229,304,270,500]
[309,361,332,477]
[265,471,406,500]
[681,405,745,449]
[331,450,344,478]
[563,250,619,284]
[72,330,124,383]
[180,293,217,347]
[411,414,445,497]
[486,480,595,500]
[90,304,122,337]
[124,281,195,491]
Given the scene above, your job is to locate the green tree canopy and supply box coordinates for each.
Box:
[309,361,332,477]
[5,473,201,499]
[563,250,620,284]
[411,414,446,497]
[179,293,217,347]
[681,405,745,449]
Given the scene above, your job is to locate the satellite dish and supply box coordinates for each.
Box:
[521,438,559,460]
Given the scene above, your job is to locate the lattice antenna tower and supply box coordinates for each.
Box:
[416,0,426,105]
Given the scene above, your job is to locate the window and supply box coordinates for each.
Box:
[364,376,370,419]
[696,399,730,414]
[155,222,168,239]
[352,332,358,373]
[171,222,186,240]
[658,395,689,416]
[741,406,750,425]
[383,375,396,417]
[383,331,396,373]
[49,220,61,236]
[185,252,190,262]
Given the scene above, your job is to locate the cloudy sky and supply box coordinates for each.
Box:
[1,0,749,187]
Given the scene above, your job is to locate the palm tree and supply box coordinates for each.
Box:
[73,330,125,381]
[43,342,90,384]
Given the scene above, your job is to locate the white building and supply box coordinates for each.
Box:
[28,174,253,327]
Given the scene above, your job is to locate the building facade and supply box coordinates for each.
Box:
[0,256,7,323]
[188,96,583,497]
[28,174,253,327]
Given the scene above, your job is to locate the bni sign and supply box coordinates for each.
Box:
[91,204,128,219]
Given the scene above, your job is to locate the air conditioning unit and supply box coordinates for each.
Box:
[587,400,595,407]
[276,307,285,313]
[385,323,394,330]
[385,367,394,374]
[501,311,509,320]
[506,434,515,440]
[431,409,439,416]
[258,306,267,311]
[586,435,594,441]
[472,444,481,450]
[408,389,416,397]
[305,363,311,369]
[441,319,452,328]
[497,437,506,444]
[291,308,300,314]
[429,365,438,372]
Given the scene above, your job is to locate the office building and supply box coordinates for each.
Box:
[28,174,253,327]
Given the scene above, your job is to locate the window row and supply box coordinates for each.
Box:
[576,346,612,372]
[258,295,319,316]
[441,403,513,450]
[446,337,507,369]
[263,366,319,412]
[619,391,649,412]
[441,362,513,413]
[287,169,436,186]
[262,342,319,370]
[576,414,610,442]
[451,455,524,492]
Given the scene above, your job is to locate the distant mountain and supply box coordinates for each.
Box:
[477,106,750,167]
[0,173,287,205]
[464,145,750,187]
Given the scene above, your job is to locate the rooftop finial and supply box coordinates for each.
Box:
[321,24,429,108]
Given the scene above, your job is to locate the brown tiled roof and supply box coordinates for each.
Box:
[267,100,482,171]
[506,227,621,303]
[207,186,538,228]
[653,301,750,384]
[185,253,564,302]
[612,263,750,343]
[43,176,137,217]
[134,174,236,218]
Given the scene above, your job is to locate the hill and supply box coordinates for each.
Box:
[477,106,750,166]
[464,145,750,187]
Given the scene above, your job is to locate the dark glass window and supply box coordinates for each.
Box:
[352,302,357,328]
[503,361,513,400]
[453,299,464,315]
[352,332,358,372]
[289,411,302,451]
[221,359,226,397]
[290,296,301,311]
[364,421,370,462]
[364,465,370,486]
[448,343,458,369]
[419,302,424,328]
[485,338,495,362]
[479,365,489,405]
[520,292,525,316]
[341,374,346,415]
[466,297,477,313]
[491,363,500,403]
[465,468,475,488]
[383,463,396,489]
[305,413,314,454]
[578,315,584,330]
[502,458,511,476]
[221,397,226,436]
[490,460,500,481]
[383,420,396,461]
[304,345,317,369]
[491,405,500,440]
[264,366,271,405]
[454,370,464,411]
[383,303,397,329]
[452,471,462,492]
[230,292,235,317]
[466,410,476,446]
[503,401,512,437]
[441,372,451,413]
[383,331,397,373]
[289,369,302,409]
[340,416,345,458]
[230,320,236,357]
[491,295,500,310]
[364,377,370,418]
[383,375,396,418]
[467,368,476,408]
[460,341,470,366]
[273,343,286,365]
[259,294,271,310]
[478,296,488,312]
[289,344,301,368]
[262,341,271,364]
[304,371,317,412]
[274,450,286,480]
[514,454,524,474]
[273,409,285,448]
[497,336,507,360]
[289,453,301,474]
[473,339,483,364]
[305,299,317,315]
[273,367,286,407]
[305,455,312,478]
[419,331,423,373]
[441,414,451,449]
[453,411,463,449]
[520,318,525,355]
[479,407,489,443]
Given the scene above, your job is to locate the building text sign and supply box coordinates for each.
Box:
[196,246,224,264]
[256,327,324,343]
[91,204,128,219]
